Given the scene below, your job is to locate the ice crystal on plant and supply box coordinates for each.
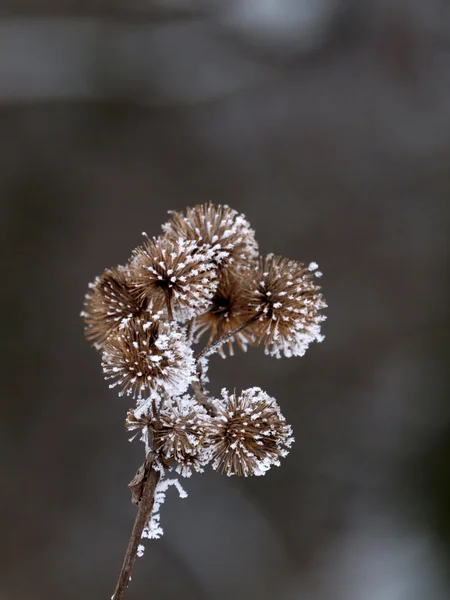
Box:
[142,477,188,540]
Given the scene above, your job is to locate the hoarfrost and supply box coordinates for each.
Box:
[141,477,188,541]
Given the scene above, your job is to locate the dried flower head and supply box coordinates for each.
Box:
[125,405,154,434]
[125,404,155,454]
[162,202,259,272]
[153,396,212,477]
[194,269,252,357]
[241,255,327,358]
[81,265,149,351]
[210,387,294,477]
[102,317,195,399]
[130,236,218,321]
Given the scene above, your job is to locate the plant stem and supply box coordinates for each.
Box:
[185,317,195,343]
[112,455,161,600]
[195,316,257,360]
[166,289,174,322]
[191,379,218,416]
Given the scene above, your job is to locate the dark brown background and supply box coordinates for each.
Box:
[1,2,450,599]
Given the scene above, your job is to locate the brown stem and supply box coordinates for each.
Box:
[112,455,161,600]
[191,378,218,416]
[195,316,257,360]
[190,361,218,416]
[185,317,195,343]
[165,288,174,322]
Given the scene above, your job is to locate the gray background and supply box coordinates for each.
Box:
[1,1,450,599]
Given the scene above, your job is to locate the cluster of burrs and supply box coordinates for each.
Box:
[82,202,326,513]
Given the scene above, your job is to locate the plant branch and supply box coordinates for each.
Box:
[191,379,218,416]
[165,288,174,322]
[185,317,195,344]
[195,316,257,361]
[112,454,161,600]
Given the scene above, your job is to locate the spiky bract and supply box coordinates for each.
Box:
[153,396,213,477]
[240,255,327,358]
[209,387,294,477]
[194,269,252,357]
[130,236,218,321]
[102,317,195,399]
[81,265,149,351]
[162,202,259,272]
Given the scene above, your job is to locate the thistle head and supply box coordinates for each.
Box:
[194,269,252,357]
[241,255,327,358]
[153,396,213,477]
[130,235,218,322]
[102,316,196,399]
[209,387,294,477]
[162,202,259,273]
[81,265,149,351]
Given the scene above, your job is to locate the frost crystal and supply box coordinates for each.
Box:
[142,477,188,540]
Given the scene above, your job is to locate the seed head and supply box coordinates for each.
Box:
[241,255,327,358]
[162,202,259,272]
[153,396,213,477]
[130,236,218,321]
[125,402,156,434]
[81,265,149,351]
[210,387,294,477]
[195,269,252,357]
[102,317,196,399]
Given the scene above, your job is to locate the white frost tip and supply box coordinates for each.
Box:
[308,262,319,271]
[137,544,145,558]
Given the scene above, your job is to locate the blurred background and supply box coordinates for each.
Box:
[1,1,450,599]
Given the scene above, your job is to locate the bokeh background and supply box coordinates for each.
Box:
[2,1,450,599]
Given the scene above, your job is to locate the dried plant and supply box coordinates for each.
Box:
[102,316,196,400]
[240,254,327,358]
[209,387,294,476]
[162,202,259,271]
[153,396,212,477]
[130,235,218,321]
[81,203,326,600]
[81,265,149,351]
[194,268,252,356]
